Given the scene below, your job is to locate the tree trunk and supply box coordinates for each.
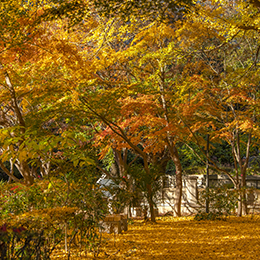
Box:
[158,68,182,217]
[16,161,34,186]
[236,178,248,217]
[237,192,242,217]
[241,173,248,215]
[147,183,156,222]
[237,195,248,216]
[169,145,182,217]
[143,156,156,222]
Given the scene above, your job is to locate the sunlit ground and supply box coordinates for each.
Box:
[52,215,260,259]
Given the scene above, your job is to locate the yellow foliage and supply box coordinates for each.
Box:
[0,206,79,231]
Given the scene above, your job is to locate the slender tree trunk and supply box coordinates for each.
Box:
[206,134,210,213]
[231,129,251,216]
[241,172,248,215]
[159,68,182,217]
[143,156,156,222]
[147,183,156,222]
[236,183,242,217]
[240,133,251,216]
[237,172,248,216]
[169,144,182,216]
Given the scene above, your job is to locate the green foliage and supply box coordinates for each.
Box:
[101,148,116,172]
[128,163,164,208]
[194,212,223,221]
[178,142,204,171]
[247,156,260,175]
[109,187,132,214]
[127,218,135,225]
[196,186,239,220]
[177,140,235,174]
[211,141,234,166]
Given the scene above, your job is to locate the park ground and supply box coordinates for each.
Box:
[52,215,260,259]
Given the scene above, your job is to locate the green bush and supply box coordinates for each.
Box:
[194,212,223,221]
[196,185,239,220]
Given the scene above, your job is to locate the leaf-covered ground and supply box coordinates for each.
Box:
[52,216,260,259]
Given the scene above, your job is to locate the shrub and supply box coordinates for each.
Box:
[0,175,108,258]
[196,185,239,220]
[194,212,223,221]
[0,208,70,259]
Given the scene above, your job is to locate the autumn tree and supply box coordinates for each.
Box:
[61,7,200,218]
[175,0,260,215]
[0,0,94,185]
[0,0,49,184]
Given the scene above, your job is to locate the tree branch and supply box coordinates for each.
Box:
[0,160,21,183]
